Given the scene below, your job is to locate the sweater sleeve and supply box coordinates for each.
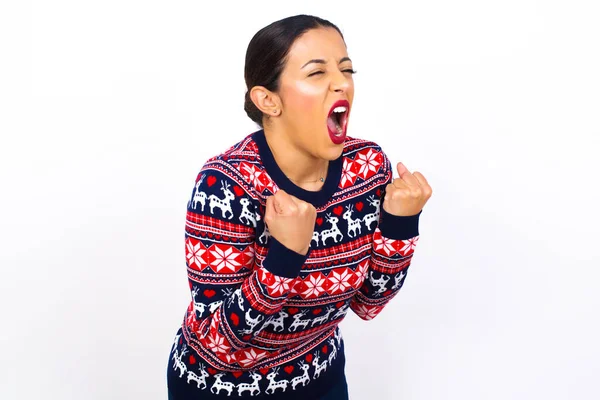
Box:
[349,150,422,321]
[183,161,309,368]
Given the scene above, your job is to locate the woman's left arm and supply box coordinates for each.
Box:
[349,150,432,321]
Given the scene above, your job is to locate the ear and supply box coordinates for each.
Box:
[250,86,281,116]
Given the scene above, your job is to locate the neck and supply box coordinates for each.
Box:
[263,125,329,183]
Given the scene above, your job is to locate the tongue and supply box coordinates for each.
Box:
[327,115,340,133]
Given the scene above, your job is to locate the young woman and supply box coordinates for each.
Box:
[166,14,432,400]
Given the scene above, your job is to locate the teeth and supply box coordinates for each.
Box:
[329,105,347,137]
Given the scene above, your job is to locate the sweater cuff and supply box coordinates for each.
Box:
[378,208,421,240]
[262,237,310,279]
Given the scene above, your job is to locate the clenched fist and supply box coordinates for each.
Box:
[383,162,432,216]
[263,189,317,255]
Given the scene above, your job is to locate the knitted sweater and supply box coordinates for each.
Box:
[166,129,421,399]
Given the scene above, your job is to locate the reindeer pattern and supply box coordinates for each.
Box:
[175,146,403,395]
[310,193,384,249]
[169,329,345,396]
[189,170,386,251]
[189,173,261,229]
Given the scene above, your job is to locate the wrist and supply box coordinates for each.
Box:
[378,208,421,240]
[263,237,311,278]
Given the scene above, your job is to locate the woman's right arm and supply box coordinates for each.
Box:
[183,162,309,369]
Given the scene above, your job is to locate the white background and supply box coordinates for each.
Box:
[1,1,599,399]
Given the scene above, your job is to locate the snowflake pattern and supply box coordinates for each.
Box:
[205,330,231,354]
[352,259,369,289]
[340,157,359,189]
[171,138,421,395]
[301,273,327,299]
[327,268,354,294]
[373,230,397,256]
[351,303,380,320]
[258,268,294,297]
[186,238,207,270]
[235,348,270,368]
[208,244,242,273]
[355,148,383,180]
[398,236,419,255]
[238,162,267,192]
[239,245,255,269]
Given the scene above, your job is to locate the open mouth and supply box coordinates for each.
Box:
[327,100,349,138]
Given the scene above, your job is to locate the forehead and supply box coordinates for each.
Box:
[285,27,348,66]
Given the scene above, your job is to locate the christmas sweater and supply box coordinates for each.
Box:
[166,128,421,399]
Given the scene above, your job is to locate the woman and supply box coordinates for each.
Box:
[166,14,432,400]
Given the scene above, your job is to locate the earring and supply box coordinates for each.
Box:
[273,110,279,115]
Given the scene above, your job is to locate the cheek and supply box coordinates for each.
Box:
[287,81,325,114]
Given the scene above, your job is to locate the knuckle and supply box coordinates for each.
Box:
[397,189,409,198]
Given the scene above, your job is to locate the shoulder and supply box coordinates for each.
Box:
[187,134,263,229]
[193,132,263,199]
[341,135,393,184]
[343,135,390,163]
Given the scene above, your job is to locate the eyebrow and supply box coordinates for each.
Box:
[301,57,352,69]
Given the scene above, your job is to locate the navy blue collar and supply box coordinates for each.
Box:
[252,129,343,207]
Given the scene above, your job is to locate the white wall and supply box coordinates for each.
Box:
[2,1,599,399]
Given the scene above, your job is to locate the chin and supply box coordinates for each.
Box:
[322,141,345,160]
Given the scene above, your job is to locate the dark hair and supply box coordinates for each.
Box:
[244,15,345,127]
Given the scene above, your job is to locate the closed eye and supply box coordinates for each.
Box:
[308,69,357,77]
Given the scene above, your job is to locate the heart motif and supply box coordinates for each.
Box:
[207,176,217,187]
[306,354,313,363]
[287,307,299,315]
[383,290,392,296]
[179,337,183,344]
[260,368,270,375]
[333,206,343,216]
[316,217,323,226]
[322,345,328,354]
[284,365,295,374]
[233,371,243,378]
[336,301,345,308]
[189,355,196,364]
[233,186,244,197]
[356,201,364,211]
[243,334,252,341]
[231,312,240,326]
[207,367,217,375]
[376,189,382,197]
[312,308,322,315]
[204,289,216,298]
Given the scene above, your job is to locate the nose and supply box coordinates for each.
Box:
[330,70,351,93]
